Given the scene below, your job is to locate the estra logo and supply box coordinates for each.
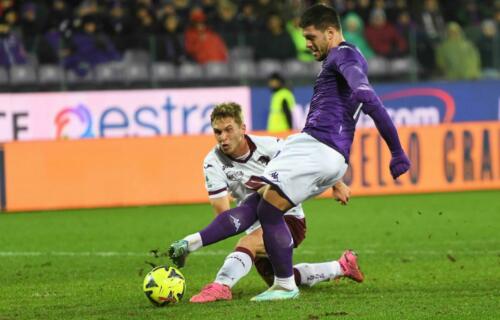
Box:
[2,87,252,142]
[55,104,94,139]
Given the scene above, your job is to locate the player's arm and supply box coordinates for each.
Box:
[203,157,231,215]
[209,195,231,215]
[337,52,410,179]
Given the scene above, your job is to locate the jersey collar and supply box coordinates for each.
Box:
[215,135,256,164]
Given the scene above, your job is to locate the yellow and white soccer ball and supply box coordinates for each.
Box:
[143,265,186,307]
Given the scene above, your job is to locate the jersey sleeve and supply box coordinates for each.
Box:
[334,46,371,93]
[334,48,403,154]
[203,158,228,199]
[334,46,385,115]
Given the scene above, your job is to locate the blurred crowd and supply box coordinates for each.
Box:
[0,0,498,81]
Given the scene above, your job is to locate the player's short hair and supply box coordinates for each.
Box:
[299,4,341,31]
[211,102,244,126]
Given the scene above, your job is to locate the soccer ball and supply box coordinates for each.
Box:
[143,265,186,307]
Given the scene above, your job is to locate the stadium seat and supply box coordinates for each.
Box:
[65,68,94,84]
[178,62,203,80]
[95,62,124,83]
[257,59,283,79]
[38,64,64,84]
[124,63,149,83]
[231,60,257,80]
[389,57,415,76]
[367,56,388,76]
[282,60,315,79]
[151,62,176,82]
[204,62,230,79]
[9,65,37,85]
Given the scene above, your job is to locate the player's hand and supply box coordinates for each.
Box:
[390,150,411,180]
[332,181,350,205]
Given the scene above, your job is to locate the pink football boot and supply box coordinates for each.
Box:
[338,250,364,283]
[190,283,232,303]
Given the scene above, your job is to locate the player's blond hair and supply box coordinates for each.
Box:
[210,102,244,126]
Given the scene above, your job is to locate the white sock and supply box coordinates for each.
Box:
[183,233,202,252]
[274,275,298,291]
[294,261,343,287]
[214,251,253,288]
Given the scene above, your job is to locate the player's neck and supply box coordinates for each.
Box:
[328,33,346,51]
[231,136,250,159]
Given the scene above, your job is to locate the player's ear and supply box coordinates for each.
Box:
[325,26,336,41]
[241,123,247,132]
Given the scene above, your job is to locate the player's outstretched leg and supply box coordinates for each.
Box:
[337,249,364,282]
[257,252,363,288]
[168,193,261,268]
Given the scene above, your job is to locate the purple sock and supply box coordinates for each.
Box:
[199,193,260,246]
[257,199,294,278]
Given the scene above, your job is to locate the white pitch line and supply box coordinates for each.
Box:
[0,249,497,257]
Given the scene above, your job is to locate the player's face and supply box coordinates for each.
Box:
[212,117,247,157]
[303,25,335,61]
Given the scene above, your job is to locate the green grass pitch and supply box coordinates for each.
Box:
[0,190,499,319]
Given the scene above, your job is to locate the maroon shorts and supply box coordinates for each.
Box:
[284,216,306,248]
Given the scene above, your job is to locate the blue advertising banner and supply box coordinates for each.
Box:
[251,80,500,130]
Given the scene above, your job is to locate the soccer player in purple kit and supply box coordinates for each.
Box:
[169,4,410,301]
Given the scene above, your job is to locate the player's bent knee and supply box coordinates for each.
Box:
[262,187,293,211]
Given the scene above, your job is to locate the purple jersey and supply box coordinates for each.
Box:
[303,42,368,162]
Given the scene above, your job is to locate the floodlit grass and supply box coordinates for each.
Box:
[0,190,499,319]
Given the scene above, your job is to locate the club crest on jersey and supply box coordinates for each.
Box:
[270,171,280,182]
[226,170,244,181]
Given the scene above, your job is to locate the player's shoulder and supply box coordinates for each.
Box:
[203,147,221,167]
[248,134,282,154]
[248,134,281,147]
[330,42,365,64]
